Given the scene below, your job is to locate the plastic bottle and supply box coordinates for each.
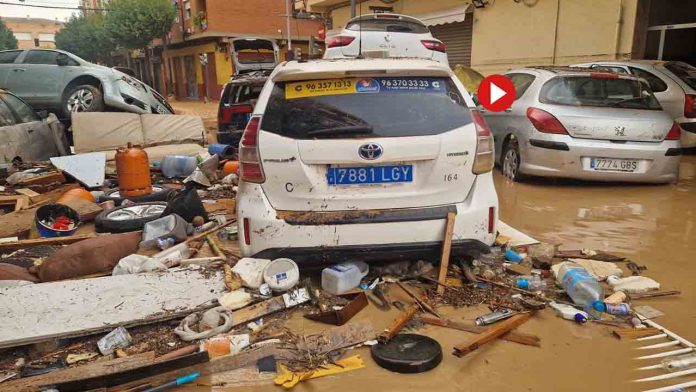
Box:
[516,275,547,291]
[321,262,369,295]
[592,301,631,316]
[555,262,604,309]
[161,155,198,178]
[504,249,523,263]
[549,301,588,324]
[156,237,176,250]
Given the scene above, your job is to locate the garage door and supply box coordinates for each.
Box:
[430,16,473,68]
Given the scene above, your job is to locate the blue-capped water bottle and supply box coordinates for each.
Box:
[554,262,604,312]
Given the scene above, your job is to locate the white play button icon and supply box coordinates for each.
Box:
[490,82,506,104]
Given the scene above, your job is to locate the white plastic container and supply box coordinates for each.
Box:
[549,301,588,323]
[607,275,660,294]
[263,258,299,292]
[321,261,369,295]
[232,258,271,289]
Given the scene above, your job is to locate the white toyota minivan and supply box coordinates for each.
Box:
[236,58,498,263]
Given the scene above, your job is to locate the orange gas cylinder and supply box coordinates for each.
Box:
[57,188,95,204]
[222,161,239,176]
[115,143,152,197]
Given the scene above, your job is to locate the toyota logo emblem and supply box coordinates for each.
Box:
[358,143,383,160]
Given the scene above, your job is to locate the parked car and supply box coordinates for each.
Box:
[0,49,173,118]
[0,88,65,163]
[217,71,269,147]
[483,67,681,184]
[572,60,696,150]
[231,37,279,75]
[324,14,448,64]
[236,58,498,263]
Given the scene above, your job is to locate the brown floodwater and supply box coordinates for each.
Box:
[190,156,696,392]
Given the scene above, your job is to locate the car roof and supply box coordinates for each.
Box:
[346,13,426,26]
[515,66,645,81]
[271,58,452,82]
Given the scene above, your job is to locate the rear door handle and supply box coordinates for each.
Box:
[504,107,513,113]
[13,68,26,72]
[27,129,34,133]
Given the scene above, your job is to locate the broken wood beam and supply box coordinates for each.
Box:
[612,327,662,340]
[378,303,419,343]
[395,281,440,318]
[229,288,309,328]
[437,212,457,295]
[20,171,66,186]
[453,312,533,357]
[629,290,681,300]
[421,317,540,347]
[0,233,96,252]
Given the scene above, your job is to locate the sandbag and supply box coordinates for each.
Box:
[163,187,208,223]
[37,232,141,282]
[0,263,39,282]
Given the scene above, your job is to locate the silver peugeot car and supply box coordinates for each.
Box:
[0,48,173,118]
[483,67,681,184]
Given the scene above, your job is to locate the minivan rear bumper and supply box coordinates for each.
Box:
[236,172,498,264]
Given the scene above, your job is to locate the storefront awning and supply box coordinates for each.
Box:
[417,6,470,27]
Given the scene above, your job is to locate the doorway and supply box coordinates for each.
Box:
[184,55,198,99]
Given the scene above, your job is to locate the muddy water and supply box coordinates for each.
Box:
[193,156,695,392]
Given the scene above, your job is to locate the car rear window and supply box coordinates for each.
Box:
[539,76,662,110]
[664,62,696,90]
[261,77,472,139]
[224,84,264,105]
[346,19,429,33]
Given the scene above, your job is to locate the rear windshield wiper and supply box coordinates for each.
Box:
[306,125,374,137]
[610,97,646,107]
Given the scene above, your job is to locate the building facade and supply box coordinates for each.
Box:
[3,17,64,49]
[80,0,109,14]
[157,0,323,101]
[308,0,695,75]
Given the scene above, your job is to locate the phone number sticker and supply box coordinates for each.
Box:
[285,77,446,99]
[286,78,356,99]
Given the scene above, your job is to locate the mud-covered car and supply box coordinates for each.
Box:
[217,71,269,147]
[0,49,173,118]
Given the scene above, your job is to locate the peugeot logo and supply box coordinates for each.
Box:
[615,126,627,136]
[358,143,383,160]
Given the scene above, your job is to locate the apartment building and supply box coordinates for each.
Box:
[3,17,63,49]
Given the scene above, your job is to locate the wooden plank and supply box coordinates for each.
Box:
[1,352,156,392]
[0,268,226,349]
[14,196,29,211]
[61,198,103,222]
[20,171,66,186]
[0,207,40,239]
[421,317,541,347]
[453,313,533,357]
[395,281,440,318]
[0,234,95,253]
[612,327,662,340]
[378,303,419,343]
[629,290,681,300]
[229,288,308,328]
[437,212,456,295]
[45,352,209,391]
[29,184,80,205]
[14,188,41,198]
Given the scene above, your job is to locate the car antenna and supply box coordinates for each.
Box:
[356,2,363,59]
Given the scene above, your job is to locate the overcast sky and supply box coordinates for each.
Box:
[0,0,80,22]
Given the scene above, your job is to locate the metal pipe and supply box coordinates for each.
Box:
[286,0,292,51]
[350,0,356,18]
[642,379,696,392]
[613,0,623,59]
[635,367,696,383]
[637,340,681,350]
[636,347,694,360]
[636,333,668,341]
[637,314,696,348]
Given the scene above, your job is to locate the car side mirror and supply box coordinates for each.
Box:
[56,54,69,66]
[37,110,48,119]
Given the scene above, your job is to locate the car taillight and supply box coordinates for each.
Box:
[327,36,355,48]
[665,121,681,140]
[526,107,568,135]
[684,94,696,118]
[488,206,495,234]
[239,116,265,183]
[243,218,251,245]
[471,110,494,175]
[421,40,446,53]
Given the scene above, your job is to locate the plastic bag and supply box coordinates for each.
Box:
[163,186,208,223]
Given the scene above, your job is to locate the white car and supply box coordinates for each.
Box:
[236,58,498,263]
[573,60,696,150]
[324,14,449,64]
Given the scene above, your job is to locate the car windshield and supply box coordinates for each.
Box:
[540,76,662,110]
[261,77,472,139]
[346,18,429,33]
[664,62,696,90]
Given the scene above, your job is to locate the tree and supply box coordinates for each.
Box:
[104,0,177,84]
[55,14,115,65]
[0,17,18,51]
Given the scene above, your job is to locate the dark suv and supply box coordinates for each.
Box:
[217,71,269,147]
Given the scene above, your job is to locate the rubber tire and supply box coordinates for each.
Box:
[62,84,105,117]
[371,334,442,374]
[100,187,174,205]
[501,138,524,182]
[95,202,168,233]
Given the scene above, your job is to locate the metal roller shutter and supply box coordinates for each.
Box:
[430,15,473,68]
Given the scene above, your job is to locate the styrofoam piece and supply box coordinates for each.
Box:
[50,152,106,188]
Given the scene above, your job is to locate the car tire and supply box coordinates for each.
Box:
[100,186,174,205]
[502,138,524,182]
[63,84,105,116]
[95,202,168,233]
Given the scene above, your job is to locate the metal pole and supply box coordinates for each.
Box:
[350,0,356,18]
[286,0,292,51]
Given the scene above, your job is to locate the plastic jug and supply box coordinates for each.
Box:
[321,261,369,295]
[161,155,197,178]
[554,262,604,309]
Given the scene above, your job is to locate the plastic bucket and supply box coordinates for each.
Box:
[208,144,235,160]
[263,258,299,292]
[35,203,81,238]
